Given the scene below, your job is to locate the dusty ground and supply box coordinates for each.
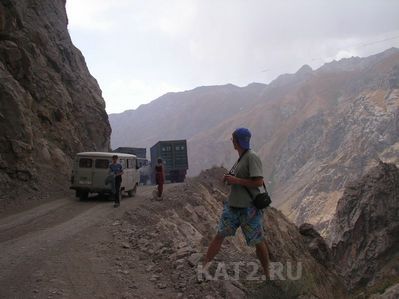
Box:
[0,169,347,299]
[0,178,280,299]
[0,185,184,299]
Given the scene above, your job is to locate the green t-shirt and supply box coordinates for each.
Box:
[228,150,264,208]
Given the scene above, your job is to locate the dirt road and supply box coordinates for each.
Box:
[0,185,171,298]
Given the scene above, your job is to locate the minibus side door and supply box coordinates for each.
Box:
[77,157,94,187]
[93,158,110,191]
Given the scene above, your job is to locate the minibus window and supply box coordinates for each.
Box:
[127,159,134,169]
[79,158,92,168]
[95,159,109,169]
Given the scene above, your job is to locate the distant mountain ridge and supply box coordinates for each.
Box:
[110,83,267,148]
[110,48,399,234]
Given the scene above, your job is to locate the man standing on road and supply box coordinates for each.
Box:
[203,128,271,279]
[155,158,165,198]
[109,155,123,208]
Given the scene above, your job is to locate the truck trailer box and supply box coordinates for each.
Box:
[150,140,188,183]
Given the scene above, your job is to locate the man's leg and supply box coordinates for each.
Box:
[204,233,225,265]
[158,183,163,197]
[255,240,270,279]
[204,204,238,266]
[114,177,121,206]
[241,208,270,279]
[114,187,120,205]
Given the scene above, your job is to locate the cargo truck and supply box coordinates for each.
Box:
[150,140,188,183]
[113,147,146,159]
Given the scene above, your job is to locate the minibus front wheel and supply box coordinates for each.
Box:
[127,184,138,197]
[78,191,89,201]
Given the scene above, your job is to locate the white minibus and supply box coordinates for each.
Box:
[70,152,139,201]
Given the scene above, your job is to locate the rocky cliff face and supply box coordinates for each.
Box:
[330,162,399,295]
[0,0,111,206]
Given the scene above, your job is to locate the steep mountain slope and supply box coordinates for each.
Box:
[329,162,399,295]
[0,0,111,207]
[271,50,399,233]
[110,48,399,234]
[109,83,266,148]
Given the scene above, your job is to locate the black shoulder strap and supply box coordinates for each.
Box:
[228,150,249,174]
[237,149,249,163]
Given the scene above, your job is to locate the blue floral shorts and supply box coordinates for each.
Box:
[217,203,265,246]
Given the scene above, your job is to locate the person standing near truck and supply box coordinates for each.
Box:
[109,155,123,207]
[155,158,165,198]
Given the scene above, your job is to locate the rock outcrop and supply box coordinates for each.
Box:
[111,167,347,298]
[329,162,399,295]
[0,0,111,206]
[299,223,332,268]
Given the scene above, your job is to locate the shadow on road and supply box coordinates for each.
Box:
[76,193,135,203]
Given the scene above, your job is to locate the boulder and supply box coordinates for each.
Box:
[299,223,332,267]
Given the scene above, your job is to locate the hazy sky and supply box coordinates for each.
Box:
[66,0,399,114]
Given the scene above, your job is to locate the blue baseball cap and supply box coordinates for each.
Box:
[233,128,251,150]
